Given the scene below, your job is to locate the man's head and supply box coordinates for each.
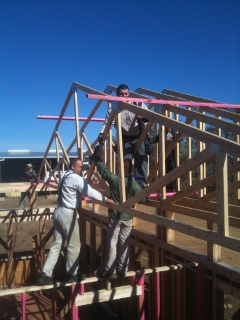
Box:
[117,84,129,97]
[124,159,133,176]
[26,163,34,171]
[70,158,83,175]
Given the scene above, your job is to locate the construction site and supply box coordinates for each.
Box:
[0,82,240,320]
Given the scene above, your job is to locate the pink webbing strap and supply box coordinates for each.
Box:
[87,94,240,109]
[37,116,105,122]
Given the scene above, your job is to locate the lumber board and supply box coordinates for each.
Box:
[174,198,240,218]
[75,285,142,306]
[157,203,240,228]
[93,199,240,252]
[0,182,58,193]
[116,110,126,203]
[125,147,215,207]
[166,104,240,135]
[79,208,240,284]
[170,160,240,203]
[120,102,240,157]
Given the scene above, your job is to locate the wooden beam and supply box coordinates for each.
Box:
[116,109,126,203]
[73,89,81,158]
[93,199,240,252]
[124,147,214,207]
[70,285,140,307]
[87,94,240,109]
[216,151,229,237]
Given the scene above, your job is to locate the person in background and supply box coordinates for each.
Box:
[18,163,38,209]
[37,158,111,285]
[98,84,149,188]
[90,146,146,279]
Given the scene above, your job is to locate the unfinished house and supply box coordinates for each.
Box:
[0,82,239,320]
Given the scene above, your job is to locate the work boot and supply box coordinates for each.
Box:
[37,273,54,285]
[66,272,86,283]
[96,270,117,280]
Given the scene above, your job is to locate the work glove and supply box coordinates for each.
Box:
[89,145,102,163]
[150,134,159,144]
[98,133,104,145]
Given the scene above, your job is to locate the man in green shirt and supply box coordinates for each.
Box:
[90,146,146,279]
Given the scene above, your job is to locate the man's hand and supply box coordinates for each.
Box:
[89,145,102,163]
[98,133,104,145]
[136,115,149,123]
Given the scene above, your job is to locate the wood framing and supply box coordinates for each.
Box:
[0,82,239,320]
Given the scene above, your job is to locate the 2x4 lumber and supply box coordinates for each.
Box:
[0,208,55,221]
[39,216,46,269]
[102,107,116,142]
[73,82,110,132]
[187,123,193,187]
[87,93,240,109]
[233,125,240,200]
[207,220,221,262]
[155,202,240,229]
[134,120,154,156]
[201,106,240,122]
[161,88,222,104]
[44,159,59,184]
[37,87,73,182]
[38,115,105,122]
[174,197,240,218]
[73,89,81,158]
[216,151,229,236]
[170,160,240,204]
[158,124,166,184]
[198,119,206,198]
[94,199,240,252]
[136,87,181,102]
[80,218,86,265]
[124,147,215,207]
[40,84,108,191]
[174,113,180,191]
[159,87,240,118]
[55,135,61,181]
[7,213,15,286]
[90,223,96,272]
[94,99,240,158]
[55,131,70,165]
[116,110,126,203]
[108,123,113,171]
[165,104,240,135]
[148,129,184,183]
[82,209,240,284]
[82,131,93,155]
[0,264,194,295]
[0,182,31,193]
[202,180,240,202]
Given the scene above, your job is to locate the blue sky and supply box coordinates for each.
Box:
[0,0,239,152]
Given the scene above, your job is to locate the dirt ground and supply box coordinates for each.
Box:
[0,194,240,319]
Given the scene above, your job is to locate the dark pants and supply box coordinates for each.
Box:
[166,152,176,191]
[122,135,148,187]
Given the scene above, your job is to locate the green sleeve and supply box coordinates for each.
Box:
[96,161,118,187]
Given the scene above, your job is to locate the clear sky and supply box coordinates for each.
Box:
[0,0,239,152]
